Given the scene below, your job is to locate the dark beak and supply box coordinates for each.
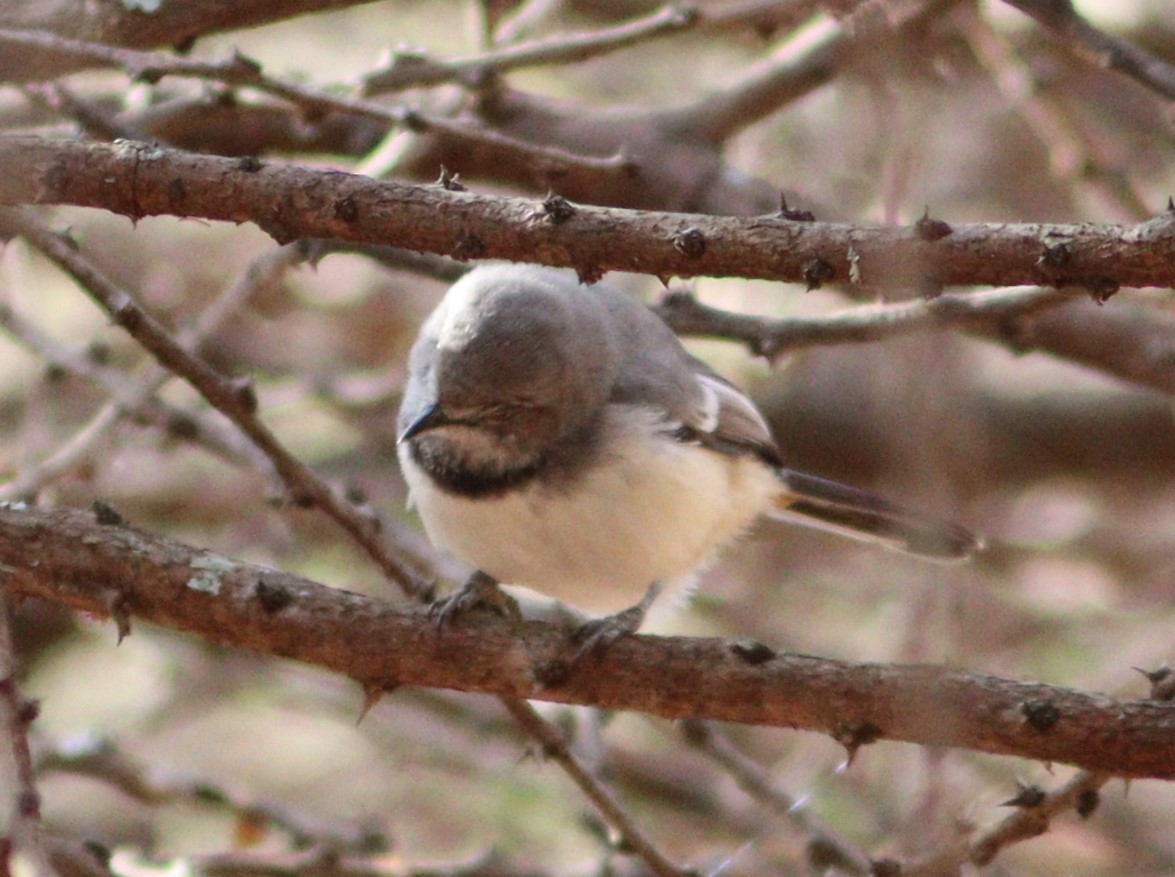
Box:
[398,403,451,443]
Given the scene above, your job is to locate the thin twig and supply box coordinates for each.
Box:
[680,721,874,874]
[0,598,56,877]
[0,29,630,182]
[362,4,699,94]
[0,242,305,500]
[0,300,267,496]
[654,284,1085,360]
[906,770,1111,875]
[1001,0,1175,101]
[500,698,691,877]
[36,733,390,853]
[0,207,430,598]
[961,10,1152,221]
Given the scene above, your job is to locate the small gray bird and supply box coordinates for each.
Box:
[398,264,980,645]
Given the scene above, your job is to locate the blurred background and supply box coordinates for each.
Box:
[1,0,1173,874]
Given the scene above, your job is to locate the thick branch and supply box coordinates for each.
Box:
[2,137,1174,291]
[1,505,1172,779]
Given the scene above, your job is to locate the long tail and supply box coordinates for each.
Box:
[771,469,983,562]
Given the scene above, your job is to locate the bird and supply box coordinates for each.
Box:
[397,263,981,652]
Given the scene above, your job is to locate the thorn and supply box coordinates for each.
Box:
[357,683,392,724]
[1000,782,1046,808]
[802,258,835,291]
[539,193,576,224]
[102,590,132,644]
[1076,788,1100,819]
[834,722,881,765]
[1020,699,1060,732]
[913,207,952,241]
[91,499,124,527]
[672,227,707,259]
[436,166,466,192]
[1133,665,1175,700]
[778,195,815,222]
[728,638,775,665]
[575,265,604,285]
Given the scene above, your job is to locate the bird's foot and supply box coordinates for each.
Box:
[569,582,661,664]
[429,571,520,629]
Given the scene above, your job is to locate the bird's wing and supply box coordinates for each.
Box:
[683,370,783,465]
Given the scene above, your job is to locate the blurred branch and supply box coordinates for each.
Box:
[0,29,632,190]
[0,240,307,502]
[186,847,547,877]
[656,285,1175,394]
[499,699,690,877]
[0,599,56,877]
[969,297,1175,396]
[680,721,873,875]
[0,0,382,81]
[961,10,1153,221]
[0,207,431,600]
[1001,0,1175,101]
[0,298,271,499]
[36,733,391,854]
[362,4,699,94]
[2,137,1174,291]
[0,504,1173,779]
[654,284,1084,359]
[907,770,1110,875]
[659,0,940,145]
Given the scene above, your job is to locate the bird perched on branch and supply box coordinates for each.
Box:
[398,263,981,655]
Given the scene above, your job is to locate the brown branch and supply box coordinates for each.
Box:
[2,137,1173,292]
[0,240,307,501]
[0,299,270,496]
[655,285,1175,395]
[961,10,1153,221]
[659,0,902,144]
[0,30,630,188]
[1,504,1173,779]
[680,721,873,874]
[35,734,390,853]
[500,699,690,877]
[654,284,1084,359]
[906,770,1110,875]
[361,4,700,95]
[1001,0,1175,101]
[0,0,382,81]
[0,207,430,600]
[0,599,56,877]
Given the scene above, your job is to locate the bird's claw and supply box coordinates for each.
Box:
[429,571,519,630]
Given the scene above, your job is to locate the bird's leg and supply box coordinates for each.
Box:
[429,570,520,629]
[571,581,662,663]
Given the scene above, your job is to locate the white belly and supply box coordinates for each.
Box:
[399,407,780,616]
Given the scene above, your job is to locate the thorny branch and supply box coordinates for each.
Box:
[0,504,1172,780]
[2,137,1173,292]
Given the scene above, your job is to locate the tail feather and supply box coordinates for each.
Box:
[772,470,983,562]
